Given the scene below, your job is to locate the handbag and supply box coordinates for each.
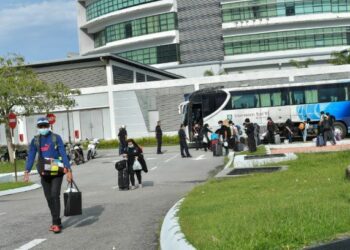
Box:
[132,160,142,171]
[64,180,82,216]
[223,141,228,147]
[202,137,208,143]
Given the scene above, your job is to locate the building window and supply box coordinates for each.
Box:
[95,12,177,47]
[94,30,106,48]
[136,72,146,82]
[147,75,161,81]
[113,66,134,84]
[117,44,180,65]
[86,0,160,21]
[222,0,350,22]
[224,26,350,56]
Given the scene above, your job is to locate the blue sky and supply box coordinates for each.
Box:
[0,0,78,63]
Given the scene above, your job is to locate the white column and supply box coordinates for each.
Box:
[106,63,117,139]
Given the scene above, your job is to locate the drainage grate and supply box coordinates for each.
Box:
[244,154,286,160]
[228,167,282,175]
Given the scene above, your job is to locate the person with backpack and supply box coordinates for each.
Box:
[24,117,72,234]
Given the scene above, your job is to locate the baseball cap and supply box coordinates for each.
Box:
[37,117,49,125]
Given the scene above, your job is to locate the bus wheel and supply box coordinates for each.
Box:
[334,122,347,139]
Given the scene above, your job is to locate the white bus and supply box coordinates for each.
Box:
[179,80,350,140]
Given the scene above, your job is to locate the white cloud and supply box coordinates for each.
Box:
[0,0,77,36]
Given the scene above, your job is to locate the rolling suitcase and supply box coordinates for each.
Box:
[213,143,223,157]
[274,134,281,144]
[115,160,129,190]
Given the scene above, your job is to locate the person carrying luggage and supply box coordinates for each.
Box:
[123,139,147,189]
[201,123,212,151]
[322,115,334,146]
[24,117,72,234]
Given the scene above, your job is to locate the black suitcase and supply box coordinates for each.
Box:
[213,143,223,157]
[118,167,129,190]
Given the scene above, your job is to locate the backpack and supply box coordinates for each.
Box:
[298,123,305,131]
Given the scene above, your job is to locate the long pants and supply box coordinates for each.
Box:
[130,170,142,186]
[41,175,64,225]
[302,129,308,142]
[180,141,190,157]
[247,136,257,152]
[157,137,162,153]
[119,141,126,155]
[324,130,335,145]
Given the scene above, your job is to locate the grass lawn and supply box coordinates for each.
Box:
[0,160,26,174]
[236,145,267,156]
[179,151,350,250]
[0,182,32,191]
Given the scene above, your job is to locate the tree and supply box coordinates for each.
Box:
[0,54,80,163]
[329,49,350,65]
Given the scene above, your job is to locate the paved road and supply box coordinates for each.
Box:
[0,146,223,250]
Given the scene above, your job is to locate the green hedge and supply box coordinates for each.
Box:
[82,135,179,149]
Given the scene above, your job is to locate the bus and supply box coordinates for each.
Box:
[179,80,350,140]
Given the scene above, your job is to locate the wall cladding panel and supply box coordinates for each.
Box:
[38,66,107,88]
[177,0,224,64]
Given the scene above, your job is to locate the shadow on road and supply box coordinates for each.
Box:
[142,181,154,187]
[63,205,104,229]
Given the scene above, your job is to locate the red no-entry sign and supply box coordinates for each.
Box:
[8,113,17,129]
[47,113,56,125]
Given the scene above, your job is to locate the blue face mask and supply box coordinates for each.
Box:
[38,128,50,136]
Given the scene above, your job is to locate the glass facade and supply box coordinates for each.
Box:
[94,13,177,48]
[222,0,350,22]
[86,0,159,21]
[224,26,350,56]
[118,44,180,64]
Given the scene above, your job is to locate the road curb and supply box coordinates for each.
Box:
[215,152,235,178]
[0,183,42,197]
[160,198,196,250]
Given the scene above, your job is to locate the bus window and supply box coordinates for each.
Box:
[305,87,318,104]
[318,85,346,103]
[231,91,260,109]
[290,88,305,105]
[259,90,284,107]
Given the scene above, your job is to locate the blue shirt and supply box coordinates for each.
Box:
[25,132,71,172]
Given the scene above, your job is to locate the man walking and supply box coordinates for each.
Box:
[244,118,257,152]
[155,121,163,154]
[24,117,72,233]
[178,124,191,158]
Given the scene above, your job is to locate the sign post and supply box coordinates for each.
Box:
[8,113,17,182]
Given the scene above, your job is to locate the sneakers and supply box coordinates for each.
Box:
[131,186,136,190]
[49,225,62,233]
[139,184,143,188]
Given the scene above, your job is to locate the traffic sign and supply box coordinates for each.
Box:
[8,113,17,129]
[46,113,56,125]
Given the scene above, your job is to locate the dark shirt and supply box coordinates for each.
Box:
[125,146,141,170]
[245,123,255,137]
[178,129,187,142]
[118,128,127,143]
[156,125,162,138]
[267,121,275,133]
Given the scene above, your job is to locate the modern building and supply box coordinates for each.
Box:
[77,0,350,77]
[2,59,350,145]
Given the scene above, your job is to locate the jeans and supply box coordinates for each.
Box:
[302,129,307,142]
[41,175,64,225]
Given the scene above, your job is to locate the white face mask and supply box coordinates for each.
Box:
[128,144,134,148]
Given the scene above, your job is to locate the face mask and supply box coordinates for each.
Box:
[128,144,134,148]
[38,128,50,136]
